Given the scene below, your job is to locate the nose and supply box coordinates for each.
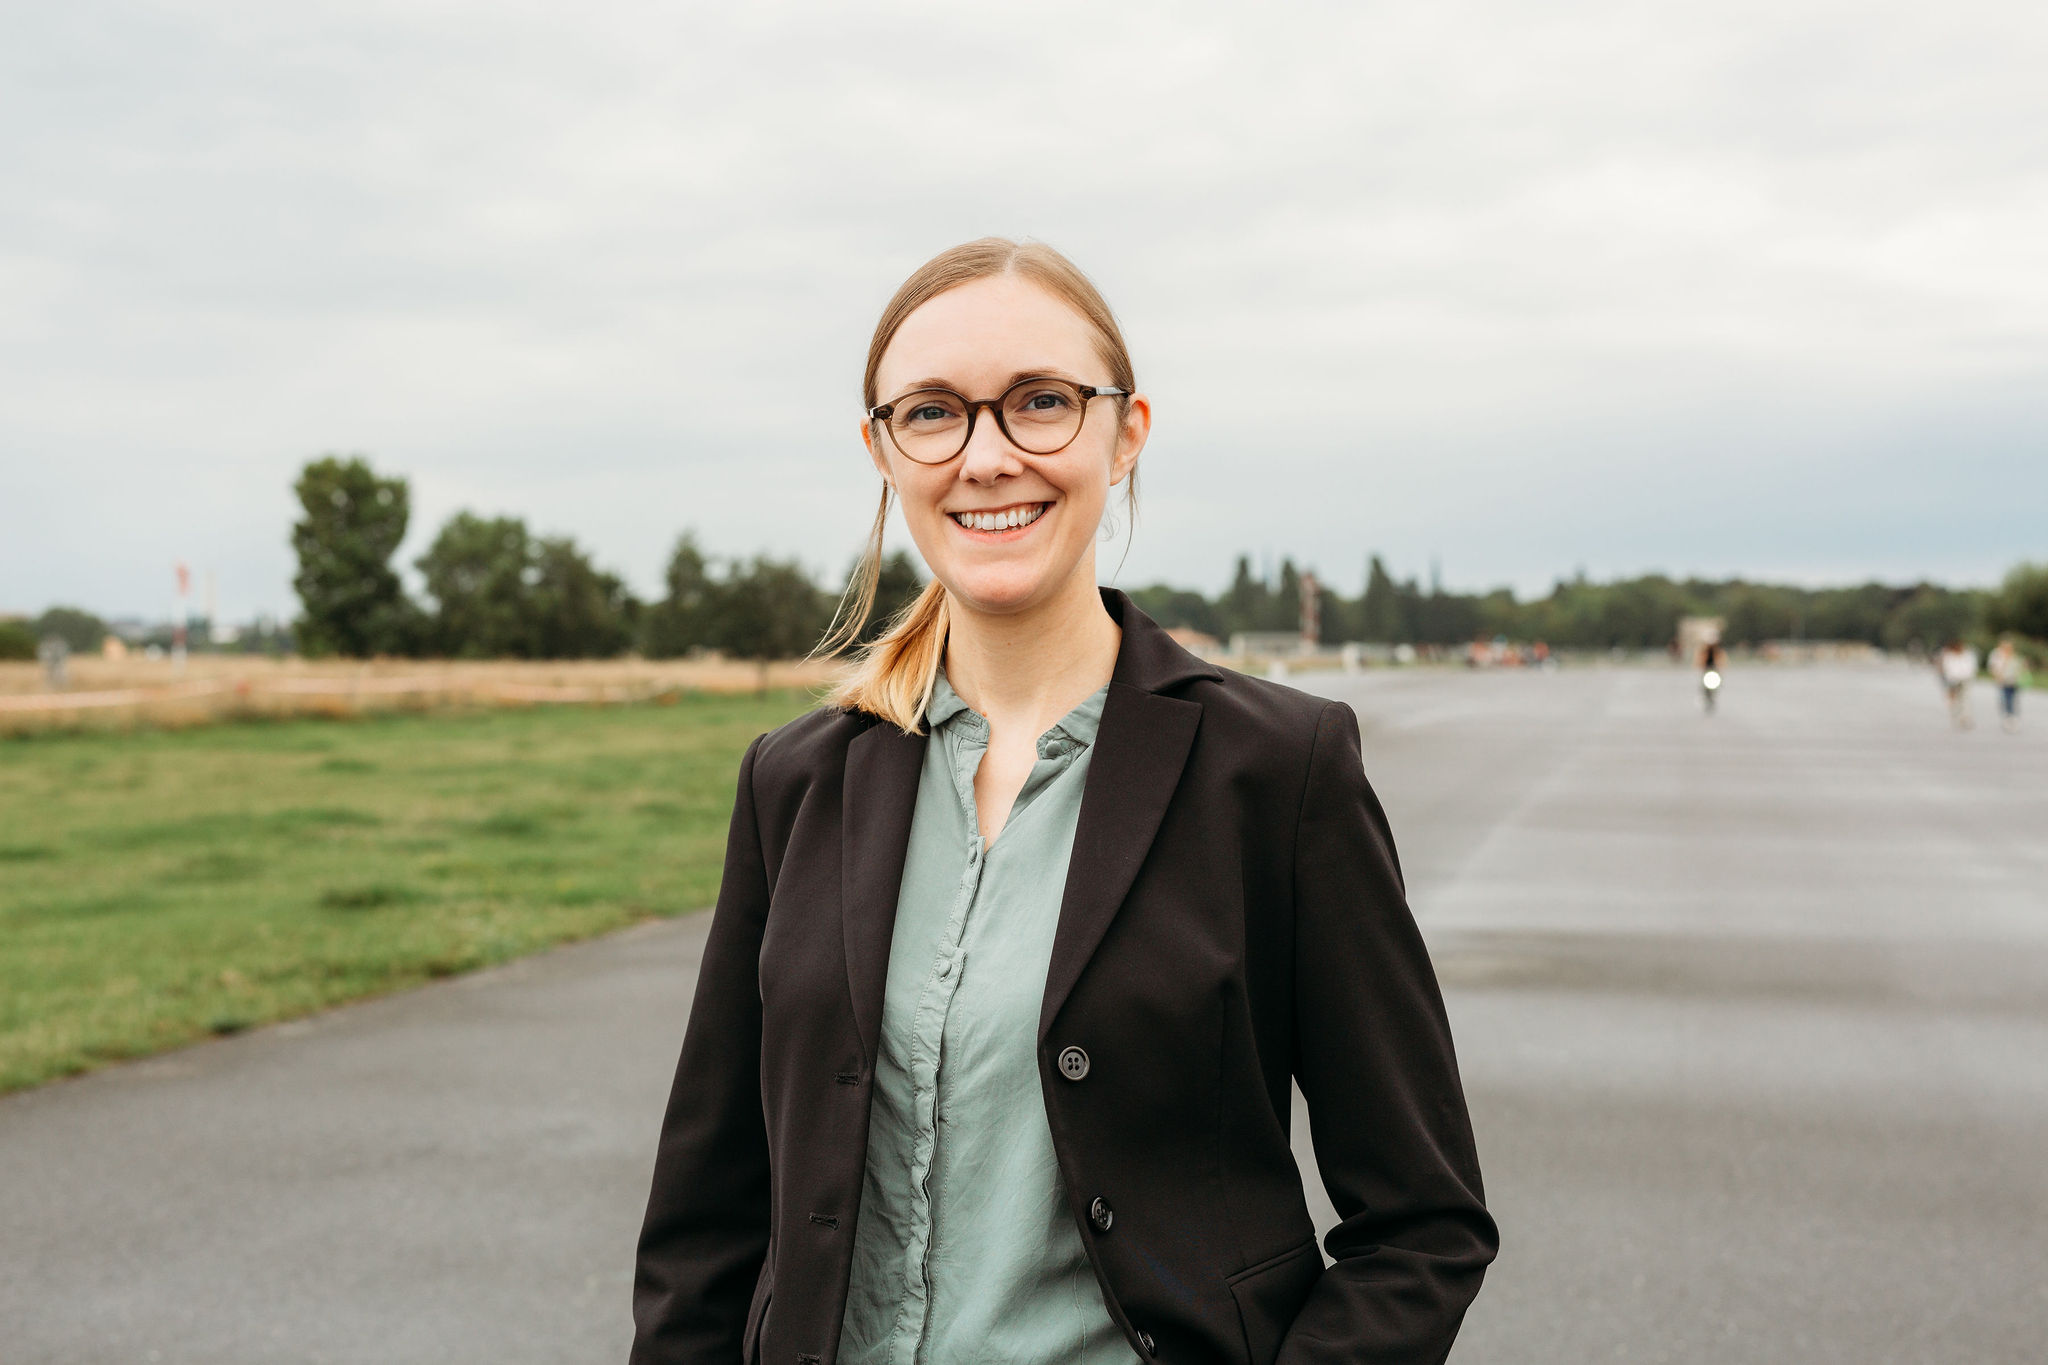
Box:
[956,402,1026,484]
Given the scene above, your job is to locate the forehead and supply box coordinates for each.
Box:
[877,274,1103,395]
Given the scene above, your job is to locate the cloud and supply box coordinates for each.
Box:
[4,0,2044,617]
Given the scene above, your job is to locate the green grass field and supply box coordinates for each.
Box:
[0,692,818,1095]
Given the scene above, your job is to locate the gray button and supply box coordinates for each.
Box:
[1057,1046,1090,1081]
[1089,1196,1113,1233]
[1138,1329,1156,1355]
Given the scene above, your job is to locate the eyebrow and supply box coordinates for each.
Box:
[883,368,1086,400]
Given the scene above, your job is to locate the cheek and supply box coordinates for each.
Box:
[894,470,950,519]
[1054,445,1118,511]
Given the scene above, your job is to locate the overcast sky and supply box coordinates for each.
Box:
[5,1,2045,622]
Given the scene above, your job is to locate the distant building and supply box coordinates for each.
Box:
[1677,616,1724,663]
[1230,630,1318,658]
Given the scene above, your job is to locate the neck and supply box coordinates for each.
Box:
[942,566,1121,734]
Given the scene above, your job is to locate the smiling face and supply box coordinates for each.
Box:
[864,273,1149,619]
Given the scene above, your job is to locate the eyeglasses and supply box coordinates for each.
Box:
[866,375,1127,465]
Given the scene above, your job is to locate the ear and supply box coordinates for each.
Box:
[1108,392,1151,487]
[862,419,892,484]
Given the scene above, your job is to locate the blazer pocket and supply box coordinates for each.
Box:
[1226,1237,1323,1365]
[742,1267,772,1365]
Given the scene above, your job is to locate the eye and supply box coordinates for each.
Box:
[1006,383,1078,421]
[895,392,965,428]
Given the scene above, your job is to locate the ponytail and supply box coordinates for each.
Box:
[811,484,950,734]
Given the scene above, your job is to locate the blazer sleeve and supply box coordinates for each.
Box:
[1283,700,1499,1365]
[629,732,773,1365]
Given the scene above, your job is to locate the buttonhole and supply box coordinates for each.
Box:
[808,1213,839,1228]
[834,1071,860,1085]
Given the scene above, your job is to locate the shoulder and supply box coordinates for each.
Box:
[747,700,870,781]
[1175,665,1351,771]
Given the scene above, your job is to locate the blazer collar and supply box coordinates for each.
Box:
[841,585,1221,1066]
[1099,585,1227,695]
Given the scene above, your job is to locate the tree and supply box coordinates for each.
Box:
[1805,583,1895,645]
[642,534,719,658]
[1128,584,1223,638]
[290,456,422,657]
[529,536,639,658]
[414,514,637,658]
[1359,555,1406,643]
[819,548,927,652]
[0,621,34,661]
[1219,555,1267,639]
[863,551,927,646]
[710,556,832,691]
[32,607,108,654]
[1877,584,1976,653]
[415,513,537,658]
[1407,584,1480,645]
[1273,559,1303,633]
[1985,562,2048,641]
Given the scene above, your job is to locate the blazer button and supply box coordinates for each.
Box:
[1089,1196,1114,1233]
[1138,1328,1156,1355]
[1057,1045,1090,1081]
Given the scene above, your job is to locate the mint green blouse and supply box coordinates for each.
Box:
[835,664,1131,1365]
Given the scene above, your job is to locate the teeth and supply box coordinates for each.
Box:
[954,503,1045,532]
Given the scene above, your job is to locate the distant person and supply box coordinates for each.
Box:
[1696,637,1726,713]
[1987,635,2023,732]
[1937,639,1978,729]
[627,238,1496,1365]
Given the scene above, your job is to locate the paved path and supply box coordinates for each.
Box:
[3,664,2042,1363]
[1311,664,2048,1365]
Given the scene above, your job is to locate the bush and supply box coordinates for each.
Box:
[0,621,35,661]
[1986,562,2048,643]
[32,607,107,653]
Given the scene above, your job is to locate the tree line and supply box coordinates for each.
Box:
[283,450,2034,660]
[1132,553,2047,654]
[286,456,923,662]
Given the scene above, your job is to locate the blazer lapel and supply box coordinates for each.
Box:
[1040,680,1202,1040]
[841,717,926,1068]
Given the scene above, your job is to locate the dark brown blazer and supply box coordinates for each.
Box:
[630,587,1497,1365]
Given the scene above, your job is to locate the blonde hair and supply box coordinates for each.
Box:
[812,238,1139,733]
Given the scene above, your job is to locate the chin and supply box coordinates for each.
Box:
[938,565,1057,616]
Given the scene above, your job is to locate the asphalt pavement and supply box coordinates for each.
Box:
[2,662,2042,1364]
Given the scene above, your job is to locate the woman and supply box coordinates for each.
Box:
[629,239,1497,1365]
[1987,635,2022,732]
